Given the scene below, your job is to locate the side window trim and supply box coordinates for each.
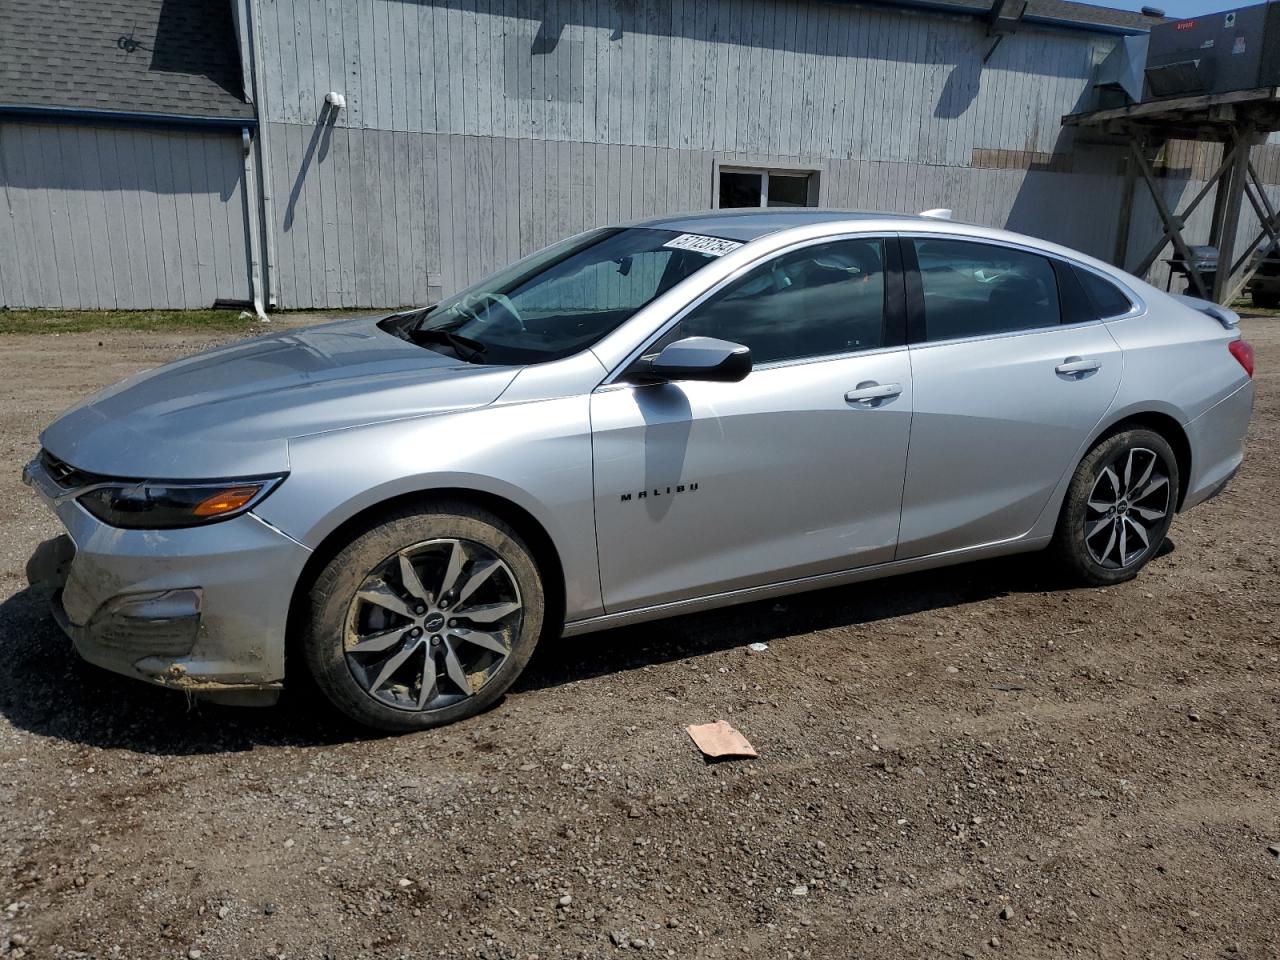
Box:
[902,233,1093,345]
[900,231,1146,343]
[603,232,908,384]
[884,236,908,348]
[901,238,926,345]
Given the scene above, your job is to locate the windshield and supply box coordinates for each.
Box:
[380,227,731,365]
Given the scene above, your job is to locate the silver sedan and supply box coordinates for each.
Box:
[23,210,1255,730]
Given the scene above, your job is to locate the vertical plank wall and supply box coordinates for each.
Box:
[4,3,1277,310]
[0,123,253,310]
[256,0,1280,307]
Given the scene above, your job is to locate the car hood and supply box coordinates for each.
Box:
[41,318,519,479]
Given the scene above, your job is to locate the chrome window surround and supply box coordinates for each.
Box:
[598,228,1148,384]
[898,230,1147,325]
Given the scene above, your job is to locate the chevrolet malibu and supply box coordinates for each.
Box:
[23,210,1255,731]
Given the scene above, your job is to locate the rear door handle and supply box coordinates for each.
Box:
[845,381,903,405]
[1055,356,1102,376]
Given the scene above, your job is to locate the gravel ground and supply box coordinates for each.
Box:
[1,317,1277,960]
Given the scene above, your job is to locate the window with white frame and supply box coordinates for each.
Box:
[716,166,818,209]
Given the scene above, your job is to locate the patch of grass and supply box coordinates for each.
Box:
[1232,298,1280,319]
[0,308,268,335]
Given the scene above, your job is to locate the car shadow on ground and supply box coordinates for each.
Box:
[0,545,1170,755]
[514,552,1078,694]
[0,585,372,755]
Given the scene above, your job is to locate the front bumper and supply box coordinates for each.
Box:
[22,456,311,705]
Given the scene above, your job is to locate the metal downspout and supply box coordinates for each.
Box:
[246,0,279,310]
[241,127,268,321]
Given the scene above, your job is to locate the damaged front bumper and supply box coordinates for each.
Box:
[23,456,311,706]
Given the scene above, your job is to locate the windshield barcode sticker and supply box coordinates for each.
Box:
[663,233,744,257]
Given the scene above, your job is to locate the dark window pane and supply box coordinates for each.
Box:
[913,239,1061,341]
[1074,266,1134,318]
[767,174,810,207]
[667,239,886,364]
[719,171,763,208]
[1054,260,1096,325]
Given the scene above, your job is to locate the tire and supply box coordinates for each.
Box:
[1251,289,1280,309]
[1049,428,1179,587]
[302,502,545,732]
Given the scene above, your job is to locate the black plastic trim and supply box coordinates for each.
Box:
[1053,258,1097,325]
[900,238,928,344]
[884,237,908,348]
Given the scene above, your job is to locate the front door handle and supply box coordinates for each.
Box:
[845,381,903,405]
[1055,356,1102,377]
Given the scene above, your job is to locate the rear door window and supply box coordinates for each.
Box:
[912,239,1061,342]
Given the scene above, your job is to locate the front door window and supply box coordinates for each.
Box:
[654,238,888,365]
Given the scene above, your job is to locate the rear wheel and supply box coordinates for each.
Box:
[303,503,544,731]
[1050,428,1178,586]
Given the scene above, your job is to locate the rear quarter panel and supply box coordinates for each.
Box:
[1102,289,1248,426]
[1091,289,1252,510]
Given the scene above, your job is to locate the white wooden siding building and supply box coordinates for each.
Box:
[2,0,1277,310]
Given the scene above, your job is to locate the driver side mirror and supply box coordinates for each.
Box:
[626,336,752,384]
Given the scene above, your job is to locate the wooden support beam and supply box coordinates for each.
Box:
[1113,145,1138,269]
[1220,174,1280,304]
[1212,128,1254,303]
[1222,227,1280,305]
[1065,87,1280,303]
[1244,184,1280,250]
[1130,140,1240,279]
[1063,86,1280,128]
[1208,138,1235,250]
[1247,161,1280,237]
[1129,141,1211,300]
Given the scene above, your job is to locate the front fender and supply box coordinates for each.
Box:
[253,397,603,620]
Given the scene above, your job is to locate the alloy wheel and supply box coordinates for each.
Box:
[343,538,523,711]
[1083,447,1171,570]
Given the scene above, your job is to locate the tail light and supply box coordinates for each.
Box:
[1229,339,1254,379]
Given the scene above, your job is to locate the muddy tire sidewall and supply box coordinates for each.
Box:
[1051,428,1179,586]
[302,503,544,732]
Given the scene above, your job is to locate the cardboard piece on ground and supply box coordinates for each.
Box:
[686,720,758,760]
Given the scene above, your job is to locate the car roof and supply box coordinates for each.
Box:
[625,208,1155,300]
[631,209,936,242]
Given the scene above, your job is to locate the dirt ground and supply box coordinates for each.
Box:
[0,317,1277,960]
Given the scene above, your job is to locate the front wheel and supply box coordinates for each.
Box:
[1050,428,1179,586]
[302,503,545,732]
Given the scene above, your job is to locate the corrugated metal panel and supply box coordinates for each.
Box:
[0,122,251,309]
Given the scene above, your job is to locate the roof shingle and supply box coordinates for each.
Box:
[0,0,253,120]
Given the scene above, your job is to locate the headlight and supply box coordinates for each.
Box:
[76,476,285,529]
